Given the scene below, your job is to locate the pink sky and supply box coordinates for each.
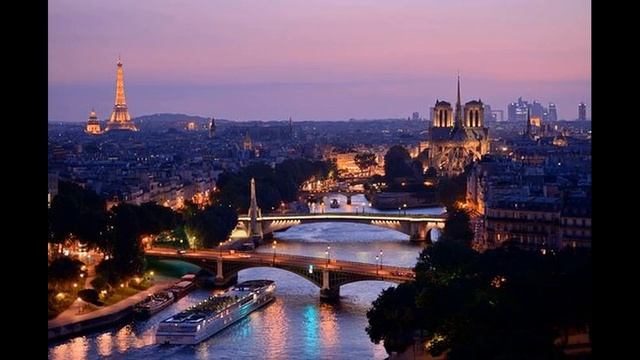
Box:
[49,0,590,122]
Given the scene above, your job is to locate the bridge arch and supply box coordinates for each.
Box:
[269,221,411,241]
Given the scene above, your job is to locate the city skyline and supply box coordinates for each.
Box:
[49,0,590,122]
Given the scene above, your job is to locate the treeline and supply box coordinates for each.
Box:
[215,158,335,212]
[364,145,467,207]
[365,208,591,359]
[48,182,237,286]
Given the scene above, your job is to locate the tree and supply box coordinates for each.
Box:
[384,145,414,182]
[216,159,334,213]
[435,173,467,208]
[186,205,238,248]
[366,283,418,354]
[355,152,377,177]
[103,204,145,278]
[48,257,83,289]
[366,241,592,359]
[138,202,180,234]
[438,206,474,247]
[48,181,107,248]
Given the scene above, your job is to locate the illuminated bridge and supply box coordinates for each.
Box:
[237,213,445,241]
[145,247,415,301]
[237,179,446,241]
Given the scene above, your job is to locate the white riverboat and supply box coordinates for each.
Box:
[156,280,276,345]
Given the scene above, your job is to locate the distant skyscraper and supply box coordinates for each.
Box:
[530,101,545,118]
[508,97,529,121]
[105,57,138,132]
[548,103,558,122]
[483,104,493,123]
[289,117,293,135]
[578,102,587,121]
[508,102,517,122]
[85,109,102,134]
[412,112,420,121]
[508,97,547,122]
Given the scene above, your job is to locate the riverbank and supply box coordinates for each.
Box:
[48,279,174,341]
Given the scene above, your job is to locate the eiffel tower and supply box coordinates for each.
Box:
[105,56,138,131]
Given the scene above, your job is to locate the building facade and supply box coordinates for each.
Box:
[578,102,587,121]
[85,109,102,134]
[425,77,490,176]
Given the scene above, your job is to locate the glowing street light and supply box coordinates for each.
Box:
[272,240,277,265]
[375,255,380,275]
[378,250,383,270]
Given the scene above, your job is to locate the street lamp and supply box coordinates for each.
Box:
[375,255,379,275]
[272,240,277,265]
[378,250,383,271]
[403,203,407,215]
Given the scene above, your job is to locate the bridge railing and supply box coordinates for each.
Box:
[149,247,412,270]
[239,213,446,221]
[147,247,415,277]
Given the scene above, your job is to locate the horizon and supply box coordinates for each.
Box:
[49,0,590,122]
[48,112,589,125]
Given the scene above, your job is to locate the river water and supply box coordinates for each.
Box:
[48,195,444,360]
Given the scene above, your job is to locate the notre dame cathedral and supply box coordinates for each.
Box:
[426,77,490,176]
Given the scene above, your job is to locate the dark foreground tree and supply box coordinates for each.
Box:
[366,242,592,359]
[438,206,474,246]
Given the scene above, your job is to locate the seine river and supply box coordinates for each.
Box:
[48,195,444,360]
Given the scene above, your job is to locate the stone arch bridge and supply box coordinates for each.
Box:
[145,247,414,301]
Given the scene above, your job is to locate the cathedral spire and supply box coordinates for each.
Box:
[526,107,531,136]
[454,74,463,128]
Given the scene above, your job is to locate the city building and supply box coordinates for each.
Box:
[85,109,102,134]
[105,57,138,132]
[530,101,545,119]
[483,104,497,123]
[548,103,558,122]
[186,121,197,131]
[425,77,490,176]
[412,112,420,121]
[508,97,529,122]
[578,102,587,121]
